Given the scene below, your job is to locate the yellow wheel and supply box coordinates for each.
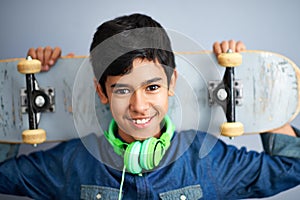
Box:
[220,122,244,137]
[218,52,242,67]
[17,59,41,74]
[22,129,46,144]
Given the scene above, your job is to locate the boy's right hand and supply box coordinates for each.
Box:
[27,46,62,71]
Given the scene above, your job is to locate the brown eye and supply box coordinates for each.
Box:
[113,88,130,94]
[146,85,160,91]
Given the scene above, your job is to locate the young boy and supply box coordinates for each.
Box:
[1,13,300,199]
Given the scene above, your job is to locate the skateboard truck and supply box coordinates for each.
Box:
[209,49,244,138]
[208,80,243,107]
[17,56,48,145]
[20,87,55,114]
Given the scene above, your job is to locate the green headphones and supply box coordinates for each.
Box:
[104,115,175,174]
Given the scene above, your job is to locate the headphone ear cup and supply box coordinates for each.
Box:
[124,141,142,174]
[153,141,164,167]
[140,138,164,170]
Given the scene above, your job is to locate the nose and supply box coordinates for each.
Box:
[129,90,150,114]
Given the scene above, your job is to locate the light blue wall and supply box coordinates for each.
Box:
[0,0,300,199]
[1,0,300,62]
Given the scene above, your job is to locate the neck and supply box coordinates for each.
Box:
[118,128,162,143]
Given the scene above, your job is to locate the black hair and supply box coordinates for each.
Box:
[90,13,176,96]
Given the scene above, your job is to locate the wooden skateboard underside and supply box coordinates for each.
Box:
[0,50,299,143]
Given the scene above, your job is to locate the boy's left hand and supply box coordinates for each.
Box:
[269,123,296,136]
[212,40,246,56]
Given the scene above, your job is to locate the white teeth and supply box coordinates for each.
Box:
[133,118,150,124]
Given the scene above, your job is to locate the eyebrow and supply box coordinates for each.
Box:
[110,77,163,88]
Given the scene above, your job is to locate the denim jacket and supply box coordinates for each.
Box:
[261,127,300,158]
[1,130,300,200]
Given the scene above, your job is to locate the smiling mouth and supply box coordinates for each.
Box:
[132,118,151,125]
[129,113,158,127]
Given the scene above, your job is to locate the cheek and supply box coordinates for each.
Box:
[154,91,169,112]
[162,97,169,112]
[109,97,129,116]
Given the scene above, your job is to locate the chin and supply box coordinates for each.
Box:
[131,132,157,141]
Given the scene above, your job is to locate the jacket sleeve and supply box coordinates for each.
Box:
[261,126,300,158]
[0,139,80,199]
[202,133,300,199]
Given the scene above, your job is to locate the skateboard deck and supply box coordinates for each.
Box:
[0,50,299,143]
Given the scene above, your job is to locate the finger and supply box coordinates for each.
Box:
[236,41,246,52]
[48,47,62,67]
[41,65,50,72]
[213,42,222,56]
[44,46,53,65]
[66,52,75,57]
[39,46,53,71]
[27,48,37,59]
[36,47,45,66]
[220,41,229,53]
[228,40,236,52]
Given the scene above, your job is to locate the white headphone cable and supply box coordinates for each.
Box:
[118,165,126,200]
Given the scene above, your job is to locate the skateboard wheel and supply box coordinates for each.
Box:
[17,59,42,74]
[22,129,46,144]
[218,53,242,67]
[220,122,244,137]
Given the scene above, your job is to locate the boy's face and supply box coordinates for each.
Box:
[96,58,177,143]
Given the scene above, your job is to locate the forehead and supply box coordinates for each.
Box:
[106,58,167,86]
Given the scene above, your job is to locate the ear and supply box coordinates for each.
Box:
[168,69,177,96]
[94,78,109,104]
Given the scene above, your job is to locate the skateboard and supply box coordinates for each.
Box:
[0,50,299,144]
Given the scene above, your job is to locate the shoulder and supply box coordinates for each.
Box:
[174,129,222,148]
[35,133,100,160]
[174,129,254,159]
[170,129,224,159]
